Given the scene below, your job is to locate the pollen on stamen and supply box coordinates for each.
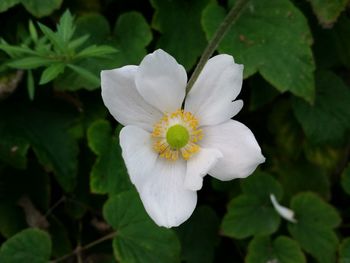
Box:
[151,109,203,161]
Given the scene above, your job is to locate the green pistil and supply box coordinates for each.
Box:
[166,124,189,149]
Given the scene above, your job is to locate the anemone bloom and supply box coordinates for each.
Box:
[101,49,265,228]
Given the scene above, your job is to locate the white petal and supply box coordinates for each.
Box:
[119,125,158,187]
[185,54,243,126]
[101,66,162,131]
[140,159,197,228]
[119,125,197,228]
[270,194,297,223]
[185,148,223,191]
[201,120,265,181]
[135,49,187,113]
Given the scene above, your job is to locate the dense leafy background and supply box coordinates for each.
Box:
[0,0,349,262]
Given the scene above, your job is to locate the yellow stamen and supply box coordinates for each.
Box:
[151,109,202,161]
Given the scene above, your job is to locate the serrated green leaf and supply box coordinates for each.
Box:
[87,120,131,195]
[67,63,100,86]
[55,12,151,91]
[202,0,315,102]
[7,56,52,69]
[221,172,282,239]
[246,236,306,263]
[56,10,75,43]
[292,71,350,146]
[241,171,283,199]
[20,0,63,17]
[339,238,350,263]
[150,0,208,69]
[75,13,111,45]
[39,63,65,85]
[307,0,348,26]
[37,23,64,52]
[288,192,341,263]
[341,164,350,196]
[177,206,219,263]
[112,11,152,66]
[76,45,117,59]
[103,191,181,263]
[0,228,51,263]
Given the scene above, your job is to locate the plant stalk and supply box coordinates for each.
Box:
[185,0,250,94]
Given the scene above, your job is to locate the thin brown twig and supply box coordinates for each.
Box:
[50,231,117,263]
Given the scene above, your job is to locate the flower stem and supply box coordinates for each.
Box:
[50,231,117,263]
[185,0,250,94]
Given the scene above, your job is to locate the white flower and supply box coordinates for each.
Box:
[101,49,265,228]
[270,194,297,223]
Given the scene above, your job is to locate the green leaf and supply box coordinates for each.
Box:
[112,11,152,66]
[39,63,65,85]
[75,13,111,45]
[288,192,341,263]
[341,164,350,196]
[0,42,36,56]
[221,172,282,239]
[28,20,38,43]
[150,0,209,69]
[87,120,132,195]
[202,0,315,102]
[339,238,350,263]
[0,228,51,263]
[27,70,35,100]
[103,191,181,263]
[76,45,118,59]
[37,23,64,52]
[241,171,283,199]
[0,0,20,13]
[0,101,79,192]
[68,35,89,50]
[246,236,306,263]
[307,0,348,26]
[176,206,220,263]
[7,56,52,69]
[56,10,75,43]
[67,63,100,86]
[20,0,63,17]
[292,71,350,145]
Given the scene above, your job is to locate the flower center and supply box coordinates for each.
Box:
[166,124,189,149]
[152,109,203,161]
